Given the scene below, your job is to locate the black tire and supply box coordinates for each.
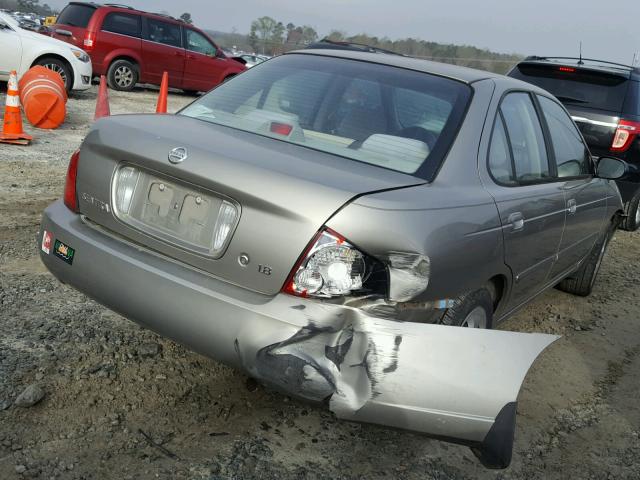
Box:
[556,220,616,296]
[440,288,494,329]
[620,191,640,232]
[182,89,200,96]
[35,57,72,92]
[107,59,138,91]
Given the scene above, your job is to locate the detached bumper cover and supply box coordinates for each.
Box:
[40,200,558,468]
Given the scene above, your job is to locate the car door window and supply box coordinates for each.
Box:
[102,13,141,38]
[488,115,517,185]
[146,18,181,48]
[185,29,216,56]
[537,95,592,177]
[499,93,550,183]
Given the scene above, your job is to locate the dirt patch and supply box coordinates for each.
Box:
[1,86,639,479]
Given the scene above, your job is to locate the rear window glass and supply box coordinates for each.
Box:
[56,4,95,28]
[101,12,141,37]
[179,54,471,178]
[510,64,630,113]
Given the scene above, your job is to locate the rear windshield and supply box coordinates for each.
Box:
[179,54,471,178]
[56,3,95,28]
[510,64,630,113]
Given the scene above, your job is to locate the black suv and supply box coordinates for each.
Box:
[508,57,640,230]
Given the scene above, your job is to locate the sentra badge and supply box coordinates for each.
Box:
[53,239,75,265]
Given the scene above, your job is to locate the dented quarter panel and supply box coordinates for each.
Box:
[325,80,512,305]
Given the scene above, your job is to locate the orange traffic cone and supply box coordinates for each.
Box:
[94,75,110,120]
[1,70,33,145]
[156,71,168,114]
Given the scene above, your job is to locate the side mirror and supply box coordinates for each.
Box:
[596,156,627,180]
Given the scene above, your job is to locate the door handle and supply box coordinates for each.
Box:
[567,199,577,214]
[508,212,525,231]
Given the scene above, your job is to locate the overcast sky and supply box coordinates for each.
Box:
[46,0,639,65]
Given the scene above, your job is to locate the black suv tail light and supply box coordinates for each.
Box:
[611,119,640,153]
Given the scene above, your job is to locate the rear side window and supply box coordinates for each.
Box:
[146,18,181,47]
[179,54,472,178]
[510,64,630,113]
[101,13,141,38]
[498,93,550,183]
[537,95,591,177]
[56,4,95,27]
[488,116,516,185]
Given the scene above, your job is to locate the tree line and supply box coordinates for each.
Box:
[216,16,521,74]
[2,2,522,75]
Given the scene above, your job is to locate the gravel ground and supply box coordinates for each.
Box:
[1,85,639,479]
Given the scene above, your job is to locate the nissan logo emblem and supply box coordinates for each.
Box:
[168,147,188,164]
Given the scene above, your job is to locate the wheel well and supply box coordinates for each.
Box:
[31,54,74,86]
[487,275,507,312]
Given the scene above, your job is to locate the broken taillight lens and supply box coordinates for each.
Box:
[611,119,640,152]
[63,150,80,212]
[283,228,385,298]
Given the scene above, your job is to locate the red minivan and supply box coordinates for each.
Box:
[51,2,246,92]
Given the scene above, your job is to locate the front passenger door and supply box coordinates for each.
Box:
[182,29,226,92]
[537,95,608,278]
[483,92,566,309]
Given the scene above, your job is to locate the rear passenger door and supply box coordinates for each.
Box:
[482,92,566,309]
[141,17,184,87]
[537,95,608,278]
[97,12,142,72]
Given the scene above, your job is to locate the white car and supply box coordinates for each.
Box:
[0,11,91,92]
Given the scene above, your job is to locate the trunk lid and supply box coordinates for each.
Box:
[76,114,424,295]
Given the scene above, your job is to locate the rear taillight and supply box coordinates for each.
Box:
[611,119,640,152]
[283,228,386,298]
[83,31,95,51]
[63,150,80,212]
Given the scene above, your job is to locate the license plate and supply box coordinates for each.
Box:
[113,167,236,257]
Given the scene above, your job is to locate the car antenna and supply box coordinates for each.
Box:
[578,41,584,65]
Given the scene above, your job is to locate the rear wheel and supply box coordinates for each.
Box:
[556,220,616,296]
[441,288,493,329]
[107,59,138,91]
[620,190,640,232]
[35,57,72,92]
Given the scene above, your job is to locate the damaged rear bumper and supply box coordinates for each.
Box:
[39,200,558,468]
